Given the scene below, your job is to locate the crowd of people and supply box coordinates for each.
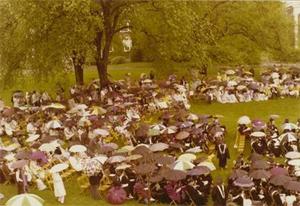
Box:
[191,66,300,104]
[0,68,299,206]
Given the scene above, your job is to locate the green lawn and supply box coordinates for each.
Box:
[0,63,299,205]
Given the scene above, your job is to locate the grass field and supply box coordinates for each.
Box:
[0,63,299,206]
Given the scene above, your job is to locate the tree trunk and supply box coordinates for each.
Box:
[96,61,109,88]
[74,64,84,85]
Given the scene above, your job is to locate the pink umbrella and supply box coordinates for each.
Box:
[107,186,127,204]
[11,160,28,169]
[234,176,254,188]
[252,119,266,128]
[270,167,288,176]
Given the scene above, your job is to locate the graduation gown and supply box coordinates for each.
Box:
[211,184,227,206]
[216,144,230,168]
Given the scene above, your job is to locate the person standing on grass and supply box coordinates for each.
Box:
[52,171,66,204]
[216,140,230,169]
[212,178,228,206]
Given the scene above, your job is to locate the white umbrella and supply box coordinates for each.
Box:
[282,123,298,131]
[185,146,202,154]
[237,116,251,125]
[116,145,135,153]
[116,163,131,170]
[42,103,65,110]
[46,120,62,129]
[170,160,195,171]
[225,70,235,75]
[92,155,108,164]
[50,163,69,173]
[250,131,266,138]
[78,117,91,127]
[288,159,300,166]
[69,145,87,153]
[227,80,238,87]
[279,133,297,142]
[163,126,177,134]
[39,143,57,152]
[26,134,40,143]
[178,153,197,162]
[3,143,20,152]
[108,155,126,164]
[6,193,44,206]
[4,153,15,161]
[187,114,199,121]
[93,129,109,137]
[149,143,169,152]
[198,161,216,171]
[285,151,300,159]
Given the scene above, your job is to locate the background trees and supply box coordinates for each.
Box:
[0,0,297,88]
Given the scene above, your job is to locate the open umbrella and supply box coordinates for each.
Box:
[284,181,300,192]
[163,126,177,134]
[149,143,169,152]
[126,154,143,161]
[46,120,62,129]
[249,169,271,179]
[251,160,270,169]
[230,169,248,179]
[149,174,163,183]
[84,158,102,176]
[106,186,127,204]
[198,161,216,171]
[108,156,126,164]
[288,159,300,166]
[6,193,44,206]
[270,167,288,176]
[42,103,65,110]
[252,120,266,129]
[163,169,187,181]
[132,145,151,155]
[238,116,251,125]
[115,163,131,171]
[93,155,108,164]
[185,146,202,154]
[93,129,109,137]
[15,150,31,160]
[170,160,194,171]
[156,155,175,165]
[50,163,69,173]
[69,145,87,153]
[176,131,190,140]
[116,145,135,153]
[279,133,297,142]
[187,166,210,176]
[11,160,29,169]
[26,134,40,143]
[178,153,196,162]
[269,175,293,186]
[250,132,266,138]
[135,164,157,175]
[234,176,254,188]
[285,151,300,159]
[281,123,298,131]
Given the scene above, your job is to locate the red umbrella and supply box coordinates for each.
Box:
[270,167,288,176]
[106,186,127,204]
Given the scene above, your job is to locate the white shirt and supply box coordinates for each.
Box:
[285,195,296,206]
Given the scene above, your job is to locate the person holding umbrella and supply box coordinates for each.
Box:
[216,140,230,169]
[50,163,68,204]
[212,177,228,206]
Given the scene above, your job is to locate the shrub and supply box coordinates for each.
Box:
[110,56,129,65]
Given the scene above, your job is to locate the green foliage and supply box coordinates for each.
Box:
[131,1,295,70]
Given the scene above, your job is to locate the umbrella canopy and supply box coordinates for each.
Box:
[69,145,87,153]
[108,155,126,164]
[163,169,187,181]
[185,146,202,154]
[288,159,300,166]
[170,160,195,171]
[238,116,251,125]
[132,145,151,155]
[149,174,163,183]
[116,145,135,153]
[270,167,288,176]
[249,152,263,161]
[42,103,65,110]
[251,160,270,169]
[187,166,210,176]
[26,134,40,143]
[93,155,108,164]
[198,161,216,171]
[284,181,300,192]
[156,155,176,165]
[126,154,143,161]
[163,126,177,134]
[115,163,131,171]
[46,120,62,129]
[106,186,127,204]
[279,133,297,142]
[252,120,266,129]
[84,158,102,176]
[285,151,300,159]
[250,131,266,138]
[6,193,44,206]
[234,176,254,188]
[176,131,190,140]
[149,143,169,152]
[50,163,69,173]
[178,153,196,162]
[15,150,31,160]
[135,164,157,175]
[249,169,271,179]
[11,160,29,169]
[225,70,235,75]
[93,129,110,137]
[230,169,248,179]
[269,175,293,186]
[281,123,298,131]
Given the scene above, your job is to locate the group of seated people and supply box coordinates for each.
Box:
[191,66,300,104]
